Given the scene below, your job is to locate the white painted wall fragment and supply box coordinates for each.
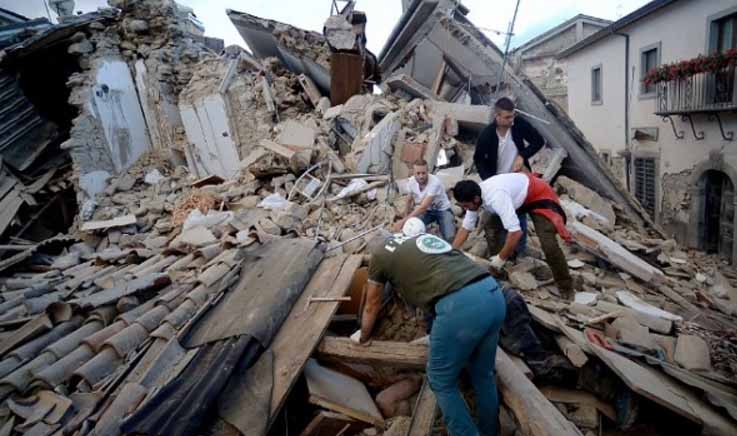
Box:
[88,58,151,173]
[179,93,241,179]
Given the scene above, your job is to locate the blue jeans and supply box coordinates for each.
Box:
[420,209,456,242]
[428,277,506,436]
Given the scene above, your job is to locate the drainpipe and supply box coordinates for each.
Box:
[614,31,631,191]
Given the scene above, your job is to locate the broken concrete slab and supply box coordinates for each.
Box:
[304,359,384,428]
[356,111,400,174]
[610,316,657,352]
[509,271,538,291]
[428,101,492,131]
[675,335,711,372]
[383,74,438,101]
[276,120,316,149]
[615,291,682,322]
[171,227,217,249]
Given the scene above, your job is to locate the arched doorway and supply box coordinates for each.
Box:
[697,170,735,258]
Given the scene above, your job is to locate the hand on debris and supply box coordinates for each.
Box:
[490,255,506,270]
[512,155,525,172]
[392,219,405,233]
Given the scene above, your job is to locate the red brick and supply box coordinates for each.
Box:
[400,142,427,164]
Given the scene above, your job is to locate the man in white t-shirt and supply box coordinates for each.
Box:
[394,159,456,241]
[451,173,574,298]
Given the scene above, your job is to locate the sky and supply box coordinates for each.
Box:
[2,0,651,54]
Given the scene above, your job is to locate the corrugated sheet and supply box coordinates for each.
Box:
[0,72,58,172]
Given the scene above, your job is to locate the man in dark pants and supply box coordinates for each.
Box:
[451,173,574,299]
[359,232,506,436]
[474,97,546,257]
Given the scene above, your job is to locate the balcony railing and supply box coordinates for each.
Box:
[655,66,737,115]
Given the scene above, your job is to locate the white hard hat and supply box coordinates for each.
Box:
[402,217,426,237]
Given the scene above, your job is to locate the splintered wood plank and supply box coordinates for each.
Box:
[406,379,437,436]
[316,337,428,369]
[267,254,363,426]
[298,411,366,436]
[330,53,363,105]
[305,359,384,428]
[496,348,584,436]
[585,337,737,434]
[539,386,615,421]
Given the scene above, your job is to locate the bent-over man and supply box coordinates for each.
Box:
[451,173,573,299]
[359,232,506,436]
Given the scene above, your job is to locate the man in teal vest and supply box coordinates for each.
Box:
[358,230,506,436]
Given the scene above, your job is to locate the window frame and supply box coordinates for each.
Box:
[632,152,660,220]
[639,42,662,99]
[591,64,603,105]
[707,6,737,54]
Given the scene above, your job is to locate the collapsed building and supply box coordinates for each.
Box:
[0,1,735,436]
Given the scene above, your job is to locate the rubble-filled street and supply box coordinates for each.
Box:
[0,1,735,436]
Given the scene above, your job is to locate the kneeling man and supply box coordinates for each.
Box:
[394,159,456,242]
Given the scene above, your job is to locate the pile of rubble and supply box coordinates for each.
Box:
[0,1,735,436]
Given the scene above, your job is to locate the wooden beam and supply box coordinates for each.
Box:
[431,60,446,97]
[406,379,437,436]
[539,386,615,421]
[298,411,366,436]
[496,348,584,436]
[317,337,583,436]
[266,255,363,430]
[316,337,428,369]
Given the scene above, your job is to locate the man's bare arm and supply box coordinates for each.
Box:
[359,281,384,343]
[452,227,470,250]
[407,196,433,219]
[497,230,522,260]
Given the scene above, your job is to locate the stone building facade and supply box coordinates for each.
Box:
[562,0,737,262]
[510,14,610,112]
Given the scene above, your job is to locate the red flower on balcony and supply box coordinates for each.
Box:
[643,49,737,85]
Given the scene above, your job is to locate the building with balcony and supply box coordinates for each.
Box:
[561,0,737,262]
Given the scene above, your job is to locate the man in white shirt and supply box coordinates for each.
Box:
[394,159,456,242]
[474,98,547,258]
[451,173,574,298]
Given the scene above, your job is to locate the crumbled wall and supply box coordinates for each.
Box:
[62,0,215,217]
[517,56,568,112]
[661,169,693,243]
[110,0,214,157]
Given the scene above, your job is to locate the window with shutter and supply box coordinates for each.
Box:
[634,157,657,218]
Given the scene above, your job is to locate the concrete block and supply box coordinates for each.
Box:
[509,271,538,291]
[277,120,316,148]
[674,335,711,371]
[428,101,492,130]
[611,316,656,351]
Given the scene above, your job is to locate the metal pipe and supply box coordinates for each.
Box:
[494,0,522,93]
[514,108,551,125]
[326,225,384,251]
